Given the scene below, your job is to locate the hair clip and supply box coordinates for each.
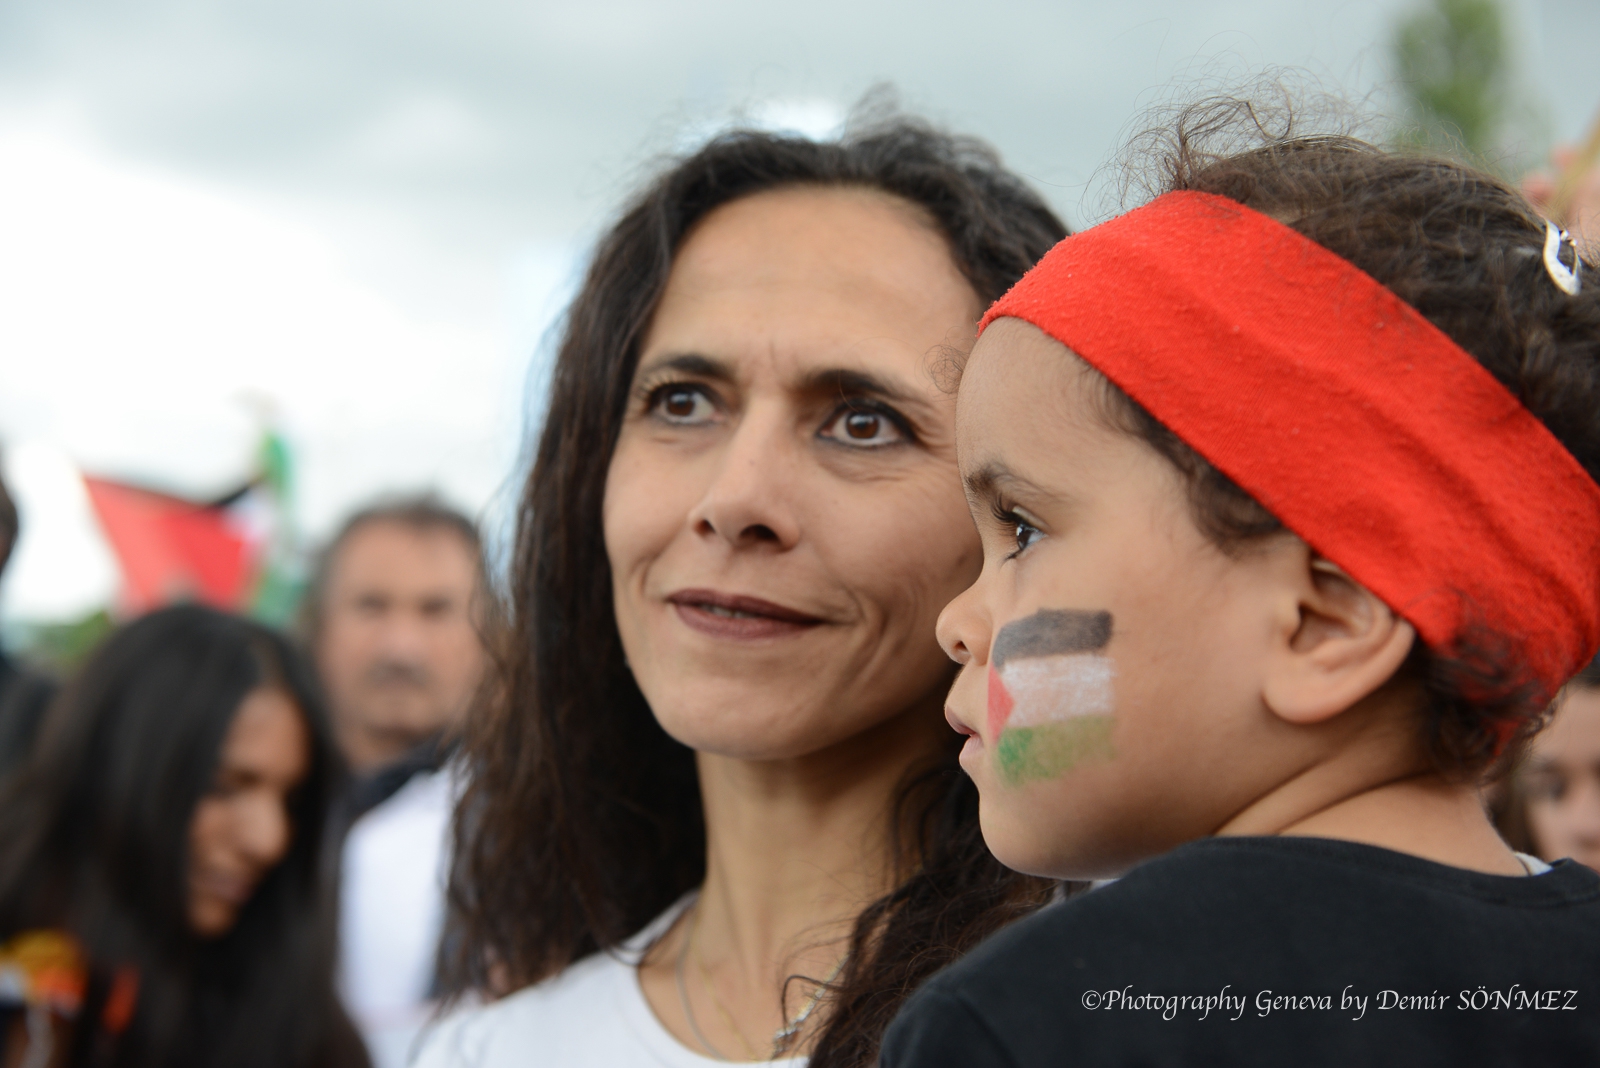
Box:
[1543,220,1582,296]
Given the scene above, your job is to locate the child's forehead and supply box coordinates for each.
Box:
[956,319,1106,455]
[955,325,1169,516]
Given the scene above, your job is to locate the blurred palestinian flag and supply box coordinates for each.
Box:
[83,430,303,622]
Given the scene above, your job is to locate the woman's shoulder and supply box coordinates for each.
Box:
[412,896,703,1068]
[412,951,635,1067]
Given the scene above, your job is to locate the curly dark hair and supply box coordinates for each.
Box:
[444,116,1068,1066]
[1092,96,1600,779]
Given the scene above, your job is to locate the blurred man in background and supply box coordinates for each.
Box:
[308,495,489,1068]
[309,496,487,781]
[0,461,56,775]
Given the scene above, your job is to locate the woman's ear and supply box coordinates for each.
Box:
[1261,552,1416,726]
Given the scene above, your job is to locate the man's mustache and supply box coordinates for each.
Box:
[363,659,432,689]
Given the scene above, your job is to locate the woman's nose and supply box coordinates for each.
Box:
[688,411,801,550]
[235,792,294,869]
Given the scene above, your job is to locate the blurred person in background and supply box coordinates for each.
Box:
[417,115,1068,1068]
[0,604,366,1068]
[306,496,489,1068]
[1523,140,1600,256]
[1494,658,1600,873]
[0,458,57,775]
[307,496,488,783]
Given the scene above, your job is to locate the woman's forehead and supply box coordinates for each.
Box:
[646,189,977,346]
[219,688,310,778]
[675,184,949,280]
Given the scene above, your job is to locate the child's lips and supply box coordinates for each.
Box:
[947,706,988,775]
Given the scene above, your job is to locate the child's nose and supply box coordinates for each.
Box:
[937,581,991,666]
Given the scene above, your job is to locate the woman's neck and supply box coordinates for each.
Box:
[639,697,952,1060]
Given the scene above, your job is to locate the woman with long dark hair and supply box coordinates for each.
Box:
[418,116,1068,1068]
[0,605,369,1068]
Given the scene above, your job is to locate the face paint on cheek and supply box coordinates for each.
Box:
[987,609,1116,786]
[986,666,1015,740]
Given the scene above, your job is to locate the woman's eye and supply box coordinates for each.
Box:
[821,407,903,447]
[650,385,715,425]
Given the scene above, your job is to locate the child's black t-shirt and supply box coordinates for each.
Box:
[881,836,1600,1066]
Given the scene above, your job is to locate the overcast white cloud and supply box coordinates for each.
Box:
[1,0,1596,621]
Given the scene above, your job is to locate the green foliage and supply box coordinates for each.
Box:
[15,609,115,674]
[1392,0,1510,157]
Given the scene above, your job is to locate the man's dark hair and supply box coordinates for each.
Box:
[301,494,484,641]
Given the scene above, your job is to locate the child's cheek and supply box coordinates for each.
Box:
[987,657,1117,786]
[985,606,1119,788]
[986,665,1015,740]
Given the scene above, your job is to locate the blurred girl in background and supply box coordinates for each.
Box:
[0,605,368,1068]
[1496,659,1600,872]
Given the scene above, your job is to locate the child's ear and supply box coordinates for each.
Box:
[1261,552,1416,726]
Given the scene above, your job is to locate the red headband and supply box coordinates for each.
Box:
[980,190,1600,703]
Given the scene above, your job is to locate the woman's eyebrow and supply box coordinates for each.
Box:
[635,352,734,382]
[799,367,921,406]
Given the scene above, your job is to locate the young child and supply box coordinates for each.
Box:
[1495,657,1600,873]
[881,125,1600,1064]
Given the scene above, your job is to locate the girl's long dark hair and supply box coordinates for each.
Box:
[446,116,1068,1065]
[0,605,368,1068]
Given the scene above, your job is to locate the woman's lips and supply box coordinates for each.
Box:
[666,588,824,641]
[194,867,256,907]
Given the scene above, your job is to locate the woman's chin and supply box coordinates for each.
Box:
[188,898,240,938]
[663,719,850,762]
[653,701,892,763]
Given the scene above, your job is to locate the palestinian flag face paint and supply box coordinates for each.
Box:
[986,609,1116,786]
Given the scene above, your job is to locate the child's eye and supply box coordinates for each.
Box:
[991,503,1044,559]
[648,384,716,425]
[1012,518,1041,555]
[819,404,908,448]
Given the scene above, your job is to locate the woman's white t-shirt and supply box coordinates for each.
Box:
[411,897,806,1068]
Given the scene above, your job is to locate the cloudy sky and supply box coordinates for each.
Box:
[2,0,1597,622]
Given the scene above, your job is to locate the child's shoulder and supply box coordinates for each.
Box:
[983,835,1600,973]
[882,838,1600,1068]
